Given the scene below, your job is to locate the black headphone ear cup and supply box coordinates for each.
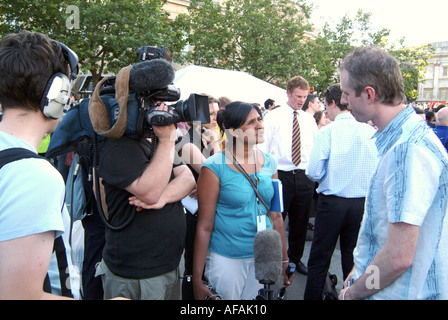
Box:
[40,72,71,119]
[55,41,79,81]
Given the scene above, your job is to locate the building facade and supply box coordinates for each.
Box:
[418,41,448,103]
[163,0,191,20]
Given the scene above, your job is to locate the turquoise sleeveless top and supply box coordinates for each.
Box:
[202,150,277,258]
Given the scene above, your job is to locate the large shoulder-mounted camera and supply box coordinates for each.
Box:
[134,46,210,129]
[88,45,210,139]
[143,87,209,128]
[46,46,210,158]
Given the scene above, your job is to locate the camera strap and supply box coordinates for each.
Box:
[89,65,131,139]
[0,147,73,298]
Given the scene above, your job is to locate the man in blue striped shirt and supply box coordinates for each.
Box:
[304,84,378,300]
[338,46,448,300]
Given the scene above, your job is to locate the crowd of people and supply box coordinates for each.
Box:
[1,30,448,301]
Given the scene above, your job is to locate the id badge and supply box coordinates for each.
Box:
[257,215,267,232]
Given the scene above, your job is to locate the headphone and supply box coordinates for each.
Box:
[40,41,79,119]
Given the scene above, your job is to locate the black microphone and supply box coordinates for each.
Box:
[129,58,175,93]
[253,229,282,285]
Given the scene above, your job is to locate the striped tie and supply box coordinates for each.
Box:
[292,110,301,166]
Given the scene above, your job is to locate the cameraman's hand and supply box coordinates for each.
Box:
[129,195,166,211]
[151,102,176,143]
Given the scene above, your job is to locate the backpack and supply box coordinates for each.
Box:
[63,136,103,242]
[46,97,137,231]
[66,153,88,222]
[0,147,73,298]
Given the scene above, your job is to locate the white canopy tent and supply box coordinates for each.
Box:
[173,65,287,108]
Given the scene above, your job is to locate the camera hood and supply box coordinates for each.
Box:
[176,93,210,124]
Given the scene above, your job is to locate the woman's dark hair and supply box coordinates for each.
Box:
[217,101,262,135]
[314,110,324,124]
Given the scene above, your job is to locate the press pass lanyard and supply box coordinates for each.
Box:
[230,151,267,232]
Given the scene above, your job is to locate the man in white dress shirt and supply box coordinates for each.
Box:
[262,76,319,274]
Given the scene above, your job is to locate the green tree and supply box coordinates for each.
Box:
[182,0,313,86]
[306,10,432,101]
[388,40,433,101]
[305,10,393,93]
[304,15,355,93]
[0,0,189,87]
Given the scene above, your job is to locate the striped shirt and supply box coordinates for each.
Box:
[261,105,318,171]
[353,106,448,299]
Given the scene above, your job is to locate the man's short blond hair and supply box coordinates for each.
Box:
[287,76,309,93]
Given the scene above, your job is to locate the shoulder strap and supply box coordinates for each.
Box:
[0,147,46,169]
[0,147,73,298]
[53,236,73,297]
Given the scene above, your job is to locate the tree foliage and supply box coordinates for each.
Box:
[181,0,313,86]
[0,0,189,86]
[390,41,434,101]
[182,3,432,101]
[303,10,433,101]
[0,1,433,101]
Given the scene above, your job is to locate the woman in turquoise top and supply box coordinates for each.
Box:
[193,102,292,300]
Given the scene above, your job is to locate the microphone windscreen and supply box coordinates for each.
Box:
[129,59,175,93]
[253,229,282,284]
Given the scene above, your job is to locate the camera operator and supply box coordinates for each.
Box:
[95,101,196,300]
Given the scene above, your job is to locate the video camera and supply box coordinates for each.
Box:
[92,45,210,138]
[46,45,210,156]
[135,46,210,129]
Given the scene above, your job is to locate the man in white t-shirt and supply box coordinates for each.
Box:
[0,31,79,299]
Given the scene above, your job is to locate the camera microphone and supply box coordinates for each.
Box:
[129,58,175,93]
[253,229,282,285]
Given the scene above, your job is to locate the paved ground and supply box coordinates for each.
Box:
[275,217,344,300]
